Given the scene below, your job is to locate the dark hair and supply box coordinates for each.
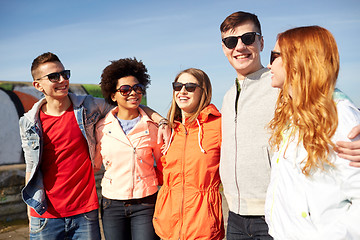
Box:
[167,68,212,127]
[100,57,150,105]
[220,11,262,35]
[31,52,61,80]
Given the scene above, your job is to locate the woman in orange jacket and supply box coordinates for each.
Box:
[94,58,162,240]
[153,68,224,240]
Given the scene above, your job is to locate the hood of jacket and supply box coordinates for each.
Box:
[164,104,221,154]
[180,103,221,127]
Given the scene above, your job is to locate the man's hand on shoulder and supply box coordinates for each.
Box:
[336,124,360,167]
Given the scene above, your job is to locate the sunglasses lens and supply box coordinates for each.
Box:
[241,32,256,45]
[223,37,238,49]
[47,70,71,82]
[172,82,199,92]
[270,51,281,65]
[223,32,258,49]
[185,83,198,92]
[270,55,275,65]
[118,84,144,96]
[47,72,60,82]
[172,82,183,91]
[133,84,144,94]
[60,70,71,80]
[119,85,132,95]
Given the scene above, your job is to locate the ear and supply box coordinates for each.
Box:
[221,42,228,55]
[260,36,264,52]
[110,92,117,103]
[32,81,44,93]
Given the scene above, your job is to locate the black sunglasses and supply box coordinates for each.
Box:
[172,82,200,92]
[270,51,281,65]
[222,32,261,49]
[116,83,145,96]
[36,70,71,82]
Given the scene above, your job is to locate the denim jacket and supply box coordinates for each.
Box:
[20,93,112,215]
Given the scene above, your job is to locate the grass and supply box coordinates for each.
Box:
[0,83,14,91]
[82,84,103,98]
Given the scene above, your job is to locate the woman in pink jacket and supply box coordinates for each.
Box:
[94,58,162,240]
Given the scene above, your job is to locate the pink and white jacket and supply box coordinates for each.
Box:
[94,107,162,200]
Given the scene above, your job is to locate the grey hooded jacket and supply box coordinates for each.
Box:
[220,68,279,215]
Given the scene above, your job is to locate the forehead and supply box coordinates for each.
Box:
[222,21,258,37]
[117,75,139,87]
[274,41,281,51]
[35,61,64,76]
[177,73,198,84]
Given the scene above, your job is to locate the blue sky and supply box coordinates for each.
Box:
[1,0,359,116]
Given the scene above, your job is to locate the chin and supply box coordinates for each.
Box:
[271,82,281,89]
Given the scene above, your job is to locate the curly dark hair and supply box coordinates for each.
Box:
[100,57,150,105]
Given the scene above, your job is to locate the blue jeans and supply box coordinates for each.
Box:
[30,209,101,240]
[101,193,159,240]
[226,211,273,240]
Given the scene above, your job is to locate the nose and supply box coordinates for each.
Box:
[58,75,67,82]
[129,88,136,95]
[267,63,272,69]
[235,38,247,50]
[58,73,69,82]
[179,85,188,94]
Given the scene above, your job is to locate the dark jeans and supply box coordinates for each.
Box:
[101,193,159,240]
[30,209,101,240]
[226,211,273,240]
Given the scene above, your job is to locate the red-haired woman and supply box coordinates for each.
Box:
[265,26,360,239]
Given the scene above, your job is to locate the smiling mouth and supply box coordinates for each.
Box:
[127,98,140,103]
[178,96,189,101]
[56,85,68,90]
[234,54,251,59]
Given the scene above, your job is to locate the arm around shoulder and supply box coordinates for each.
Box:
[336,125,360,165]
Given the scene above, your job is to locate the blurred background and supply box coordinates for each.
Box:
[1,0,359,116]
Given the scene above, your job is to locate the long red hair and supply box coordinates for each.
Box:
[268,26,339,175]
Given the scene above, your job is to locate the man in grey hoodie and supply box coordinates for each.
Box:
[219,11,360,240]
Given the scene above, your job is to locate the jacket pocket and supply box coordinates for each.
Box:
[83,209,99,221]
[101,197,112,210]
[30,217,48,233]
[153,188,171,239]
[136,148,157,178]
[24,129,40,150]
[154,187,167,217]
[27,139,40,150]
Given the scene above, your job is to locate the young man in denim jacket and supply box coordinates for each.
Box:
[20,52,167,239]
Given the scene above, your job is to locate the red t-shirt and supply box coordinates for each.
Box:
[30,105,99,218]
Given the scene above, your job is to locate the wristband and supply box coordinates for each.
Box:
[158,118,169,128]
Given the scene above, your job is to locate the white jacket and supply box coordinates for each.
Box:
[265,92,360,240]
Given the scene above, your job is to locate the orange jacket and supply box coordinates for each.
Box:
[153,104,224,240]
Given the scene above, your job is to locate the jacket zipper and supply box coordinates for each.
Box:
[234,78,244,212]
[179,124,188,239]
[131,147,136,199]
